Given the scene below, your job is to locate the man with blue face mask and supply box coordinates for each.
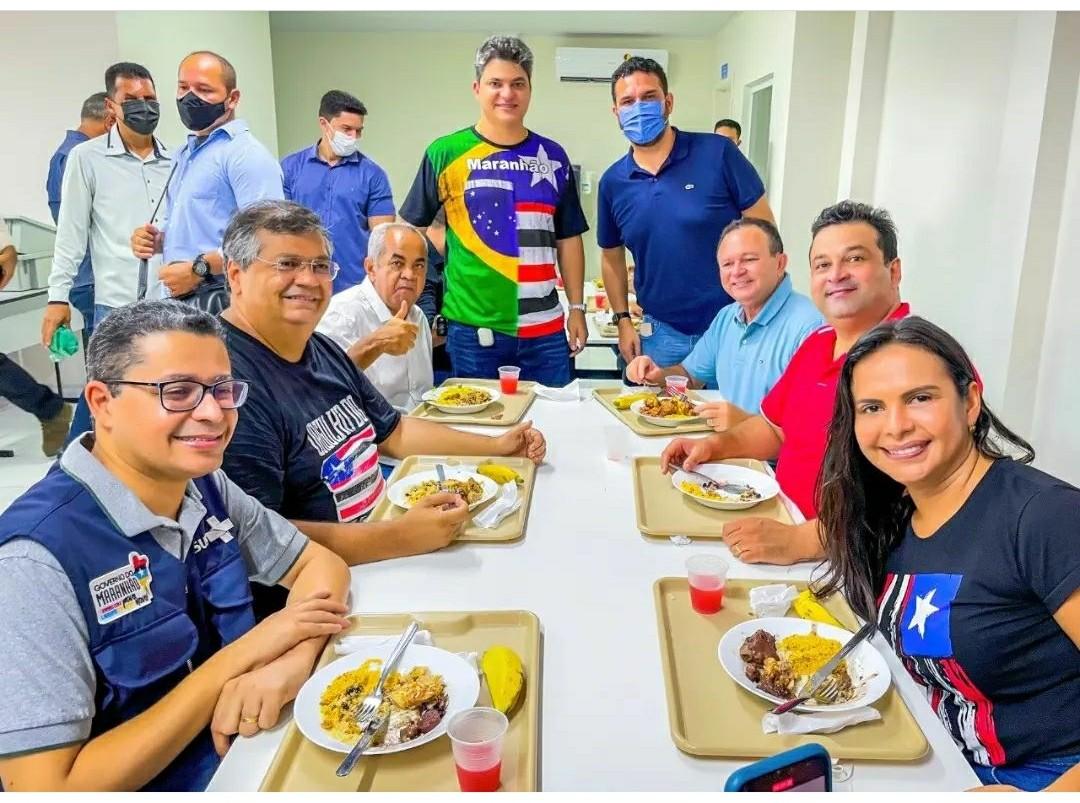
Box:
[280,90,396,294]
[598,57,775,370]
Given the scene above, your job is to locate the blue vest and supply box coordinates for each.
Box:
[0,464,256,791]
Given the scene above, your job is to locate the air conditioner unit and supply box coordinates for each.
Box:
[555,47,670,84]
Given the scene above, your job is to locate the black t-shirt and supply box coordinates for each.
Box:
[221,320,401,524]
[876,458,1080,767]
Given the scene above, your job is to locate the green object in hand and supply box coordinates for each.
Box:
[49,324,80,362]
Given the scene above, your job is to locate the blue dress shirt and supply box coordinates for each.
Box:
[47,129,92,288]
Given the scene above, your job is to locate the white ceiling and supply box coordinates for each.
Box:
[269,10,736,37]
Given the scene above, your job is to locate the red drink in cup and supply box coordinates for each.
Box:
[499,365,520,395]
[686,555,729,614]
[666,375,690,396]
[448,707,508,793]
[456,761,503,792]
[595,292,607,310]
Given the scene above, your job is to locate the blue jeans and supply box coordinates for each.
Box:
[66,304,116,446]
[447,321,571,387]
[639,314,703,368]
[69,283,96,350]
[971,752,1080,791]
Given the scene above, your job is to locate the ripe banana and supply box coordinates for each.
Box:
[477,463,524,486]
[792,589,845,628]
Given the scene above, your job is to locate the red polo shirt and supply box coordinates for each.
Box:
[760,303,911,518]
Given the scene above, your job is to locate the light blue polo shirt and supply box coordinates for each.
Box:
[681,274,823,412]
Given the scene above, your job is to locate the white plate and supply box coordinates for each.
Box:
[629,397,703,428]
[294,642,480,755]
[421,385,500,414]
[387,469,498,511]
[671,464,779,510]
[717,617,891,713]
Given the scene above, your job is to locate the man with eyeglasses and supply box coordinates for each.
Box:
[218,201,546,617]
[0,301,351,791]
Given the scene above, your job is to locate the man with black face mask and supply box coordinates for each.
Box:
[131,51,282,312]
[44,61,173,446]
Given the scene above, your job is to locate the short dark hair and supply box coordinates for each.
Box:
[719,216,783,255]
[183,50,237,92]
[811,200,899,263]
[80,92,108,122]
[714,118,741,137]
[87,300,224,388]
[104,61,154,98]
[319,89,367,120]
[610,56,668,102]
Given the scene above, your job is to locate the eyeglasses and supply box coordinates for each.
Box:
[254,255,340,281]
[104,379,250,412]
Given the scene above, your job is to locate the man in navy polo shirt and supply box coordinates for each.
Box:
[598,57,774,368]
[281,90,396,293]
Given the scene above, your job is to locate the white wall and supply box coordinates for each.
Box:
[271,30,717,279]
[779,12,855,280]
[116,11,279,156]
[713,12,796,213]
[868,12,1057,408]
[1027,14,1080,485]
[0,12,119,222]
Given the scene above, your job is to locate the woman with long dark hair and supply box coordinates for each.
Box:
[816,317,1080,791]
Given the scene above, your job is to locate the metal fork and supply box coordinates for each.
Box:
[770,674,844,715]
[336,620,419,776]
[675,459,758,497]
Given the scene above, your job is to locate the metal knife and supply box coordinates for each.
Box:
[335,714,386,777]
[771,622,877,715]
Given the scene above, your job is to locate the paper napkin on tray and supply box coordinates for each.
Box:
[533,379,582,401]
[473,480,521,529]
[334,630,479,673]
[762,706,881,735]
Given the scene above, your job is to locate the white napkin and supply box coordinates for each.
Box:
[334,629,479,673]
[749,584,798,617]
[762,706,881,735]
[533,379,582,401]
[474,480,522,529]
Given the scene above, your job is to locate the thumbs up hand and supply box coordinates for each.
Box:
[374,299,419,356]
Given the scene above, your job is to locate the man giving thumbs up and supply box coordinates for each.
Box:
[318,222,432,411]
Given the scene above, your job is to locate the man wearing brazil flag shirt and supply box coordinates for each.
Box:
[400,36,589,387]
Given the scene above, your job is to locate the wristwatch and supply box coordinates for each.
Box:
[191,253,211,279]
[568,303,587,313]
[611,311,634,323]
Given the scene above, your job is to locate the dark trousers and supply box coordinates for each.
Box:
[0,353,63,421]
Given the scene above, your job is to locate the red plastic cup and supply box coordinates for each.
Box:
[686,554,729,614]
[594,292,608,311]
[499,365,520,395]
[448,707,508,793]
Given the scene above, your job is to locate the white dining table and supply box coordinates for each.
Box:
[208,384,980,792]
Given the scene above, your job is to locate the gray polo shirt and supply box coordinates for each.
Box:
[0,435,308,757]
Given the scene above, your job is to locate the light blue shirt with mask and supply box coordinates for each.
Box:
[680,274,824,413]
[162,118,283,285]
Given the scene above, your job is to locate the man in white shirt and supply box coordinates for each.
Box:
[317,222,433,411]
[42,62,171,346]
